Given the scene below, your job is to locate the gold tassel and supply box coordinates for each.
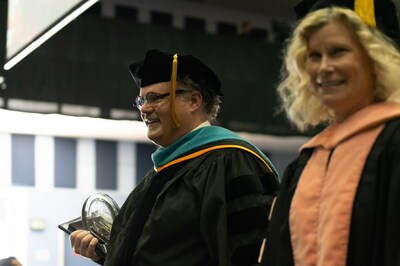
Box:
[170,53,181,128]
[354,0,376,27]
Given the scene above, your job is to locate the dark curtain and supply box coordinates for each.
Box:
[4,14,308,136]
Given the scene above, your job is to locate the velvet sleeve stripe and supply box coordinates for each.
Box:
[226,173,278,201]
[227,205,269,235]
[227,194,274,214]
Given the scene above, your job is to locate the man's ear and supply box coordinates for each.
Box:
[189,90,203,110]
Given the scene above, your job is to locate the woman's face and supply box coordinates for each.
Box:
[305,20,375,122]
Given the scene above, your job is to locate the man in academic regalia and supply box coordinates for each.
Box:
[70,49,280,265]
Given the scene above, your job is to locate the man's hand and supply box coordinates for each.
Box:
[70,230,101,261]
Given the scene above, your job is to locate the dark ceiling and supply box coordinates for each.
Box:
[184,0,298,19]
[178,0,400,21]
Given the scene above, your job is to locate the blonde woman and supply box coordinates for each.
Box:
[262,1,400,265]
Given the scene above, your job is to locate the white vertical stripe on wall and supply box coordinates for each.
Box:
[138,7,151,24]
[206,19,217,34]
[0,133,11,187]
[35,136,55,190]
[173,13,184,29]
[117,141,136,194]
[77,139,96,193]
[0,188,29,265]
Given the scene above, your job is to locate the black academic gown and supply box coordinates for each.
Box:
[103,139,279,266]
[262,118,400,266]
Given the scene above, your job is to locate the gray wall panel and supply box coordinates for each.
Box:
[96,140,117,189]
[11,134,35,186]
[54,137,77,188]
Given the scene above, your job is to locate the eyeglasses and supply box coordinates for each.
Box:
[133,89,186,110]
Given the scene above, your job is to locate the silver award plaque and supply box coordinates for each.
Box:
[58,193,120,259]
[81,193,120,245]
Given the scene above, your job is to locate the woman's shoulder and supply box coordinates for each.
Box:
[379,117,400,146]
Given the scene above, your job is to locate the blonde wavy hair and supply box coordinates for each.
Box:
[278,6,400,132]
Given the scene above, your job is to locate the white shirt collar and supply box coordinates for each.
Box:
[192,121,211,132]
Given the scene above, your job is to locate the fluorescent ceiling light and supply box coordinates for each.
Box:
[4,0,99,70]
